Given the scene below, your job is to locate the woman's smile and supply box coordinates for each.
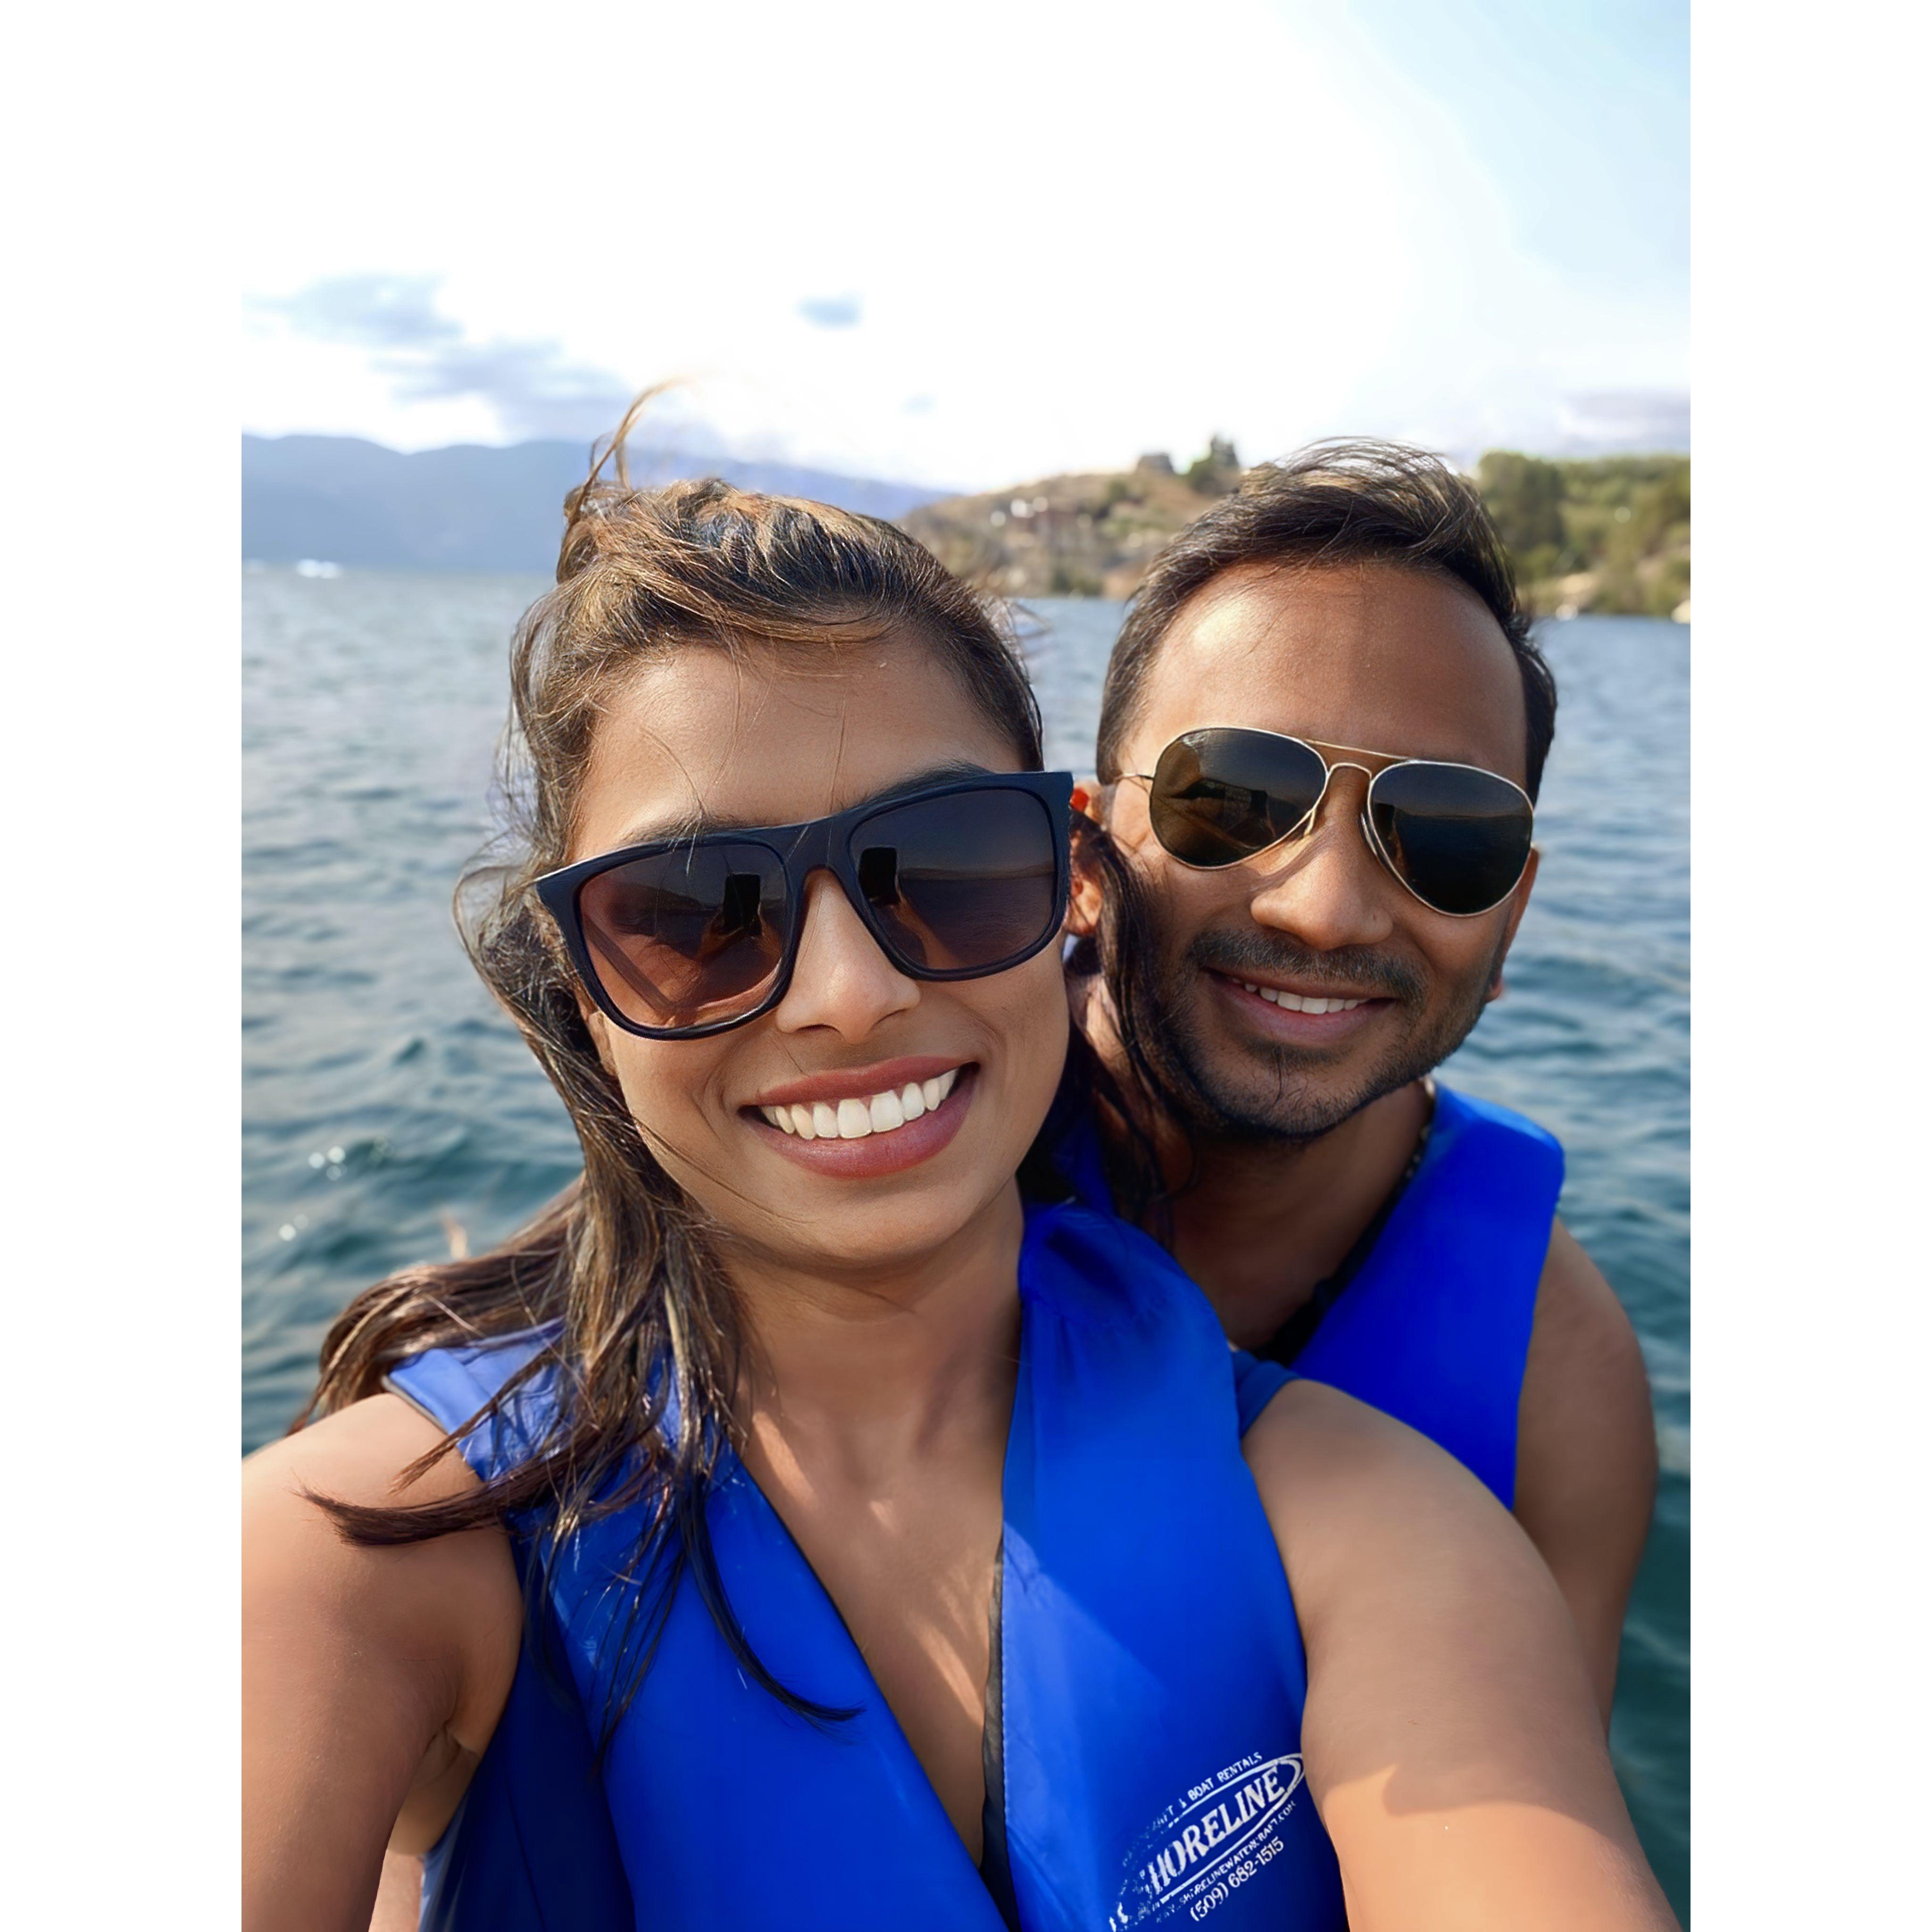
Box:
[745,1058,978,1177]
[747,1051,967,1138]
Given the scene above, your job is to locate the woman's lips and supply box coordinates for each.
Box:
[749,1053,964,1111]
[746,1066,977,1177]
[757,1067,959,1142]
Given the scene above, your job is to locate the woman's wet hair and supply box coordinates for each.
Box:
[1094,438,1559,800]
[300,391,1052,1739]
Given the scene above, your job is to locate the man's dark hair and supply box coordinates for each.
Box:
[1094,439,1559,799]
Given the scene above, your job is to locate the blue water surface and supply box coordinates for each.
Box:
[242,575,1688,1919]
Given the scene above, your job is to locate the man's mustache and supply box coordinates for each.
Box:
[1185,929,1427,1006]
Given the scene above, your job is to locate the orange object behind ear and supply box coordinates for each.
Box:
[1070,783,1092,815]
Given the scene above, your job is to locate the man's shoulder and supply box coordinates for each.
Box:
[1530,1219,1644,1372]
[1513,1217,1658,1715]
[1516,1216,1656,1525]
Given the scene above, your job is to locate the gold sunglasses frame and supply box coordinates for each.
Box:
[1116,727,1536,919]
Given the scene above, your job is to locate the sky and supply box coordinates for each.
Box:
[239,0,1688,491]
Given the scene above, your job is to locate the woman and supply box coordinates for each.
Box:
[242,408,1674,1932]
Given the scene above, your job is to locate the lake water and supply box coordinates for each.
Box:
[242,574,1689,1918]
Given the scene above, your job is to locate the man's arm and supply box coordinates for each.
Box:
[1512,1218,1659,1724]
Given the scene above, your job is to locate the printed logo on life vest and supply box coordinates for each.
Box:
[1109,1751,1304,1927]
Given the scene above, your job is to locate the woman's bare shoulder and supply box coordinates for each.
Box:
[244,1403,525,1921]
[1240,1375,1573,1676]
[1241,1376,1498,1541]
[243,1394,520,1697]
[244,1392,483,1512]
[1242,1371,1466,1469]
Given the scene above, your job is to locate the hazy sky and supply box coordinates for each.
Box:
[240,0,1687,489]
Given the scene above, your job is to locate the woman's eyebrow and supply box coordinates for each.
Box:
[606,760,1000,851]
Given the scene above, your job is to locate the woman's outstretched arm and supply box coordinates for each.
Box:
[1244,1379,1677,1932]
[242,1396,522,1932]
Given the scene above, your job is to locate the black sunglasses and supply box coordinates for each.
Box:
[1125,727,1535,918]
[536,772,1074,1039]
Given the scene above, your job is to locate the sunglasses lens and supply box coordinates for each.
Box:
[1148,728,1328,866]
[1367,763,1533,915]
[575,842,791,1030]
[849,788,1064,974]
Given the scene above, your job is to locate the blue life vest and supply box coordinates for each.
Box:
[1062,1084,1563,1506]
[390,1200,1347,1932]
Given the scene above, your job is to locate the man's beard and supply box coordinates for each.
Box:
[1146,922,1507,1148]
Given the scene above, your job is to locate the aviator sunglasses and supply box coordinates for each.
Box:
[1124,727,1535,918]
[536,772,1074,1039]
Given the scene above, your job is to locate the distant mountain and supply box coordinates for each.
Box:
[242,434,948,572]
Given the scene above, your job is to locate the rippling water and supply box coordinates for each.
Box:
[242,573,1689,1919]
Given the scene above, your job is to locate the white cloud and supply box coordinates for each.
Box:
[797,295,863,329]
[237,0,1686,485]
[254,273,644,441]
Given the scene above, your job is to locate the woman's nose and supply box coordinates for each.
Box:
[770,871,920,1041]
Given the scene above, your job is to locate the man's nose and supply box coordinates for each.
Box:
[770,871,920,1041]
[1243,770,1398,952]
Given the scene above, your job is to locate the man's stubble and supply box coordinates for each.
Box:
[1148,917,1512,1149]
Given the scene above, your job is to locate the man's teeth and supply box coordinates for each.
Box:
[1238,983,1368,1015]
[760,1068,960,1140]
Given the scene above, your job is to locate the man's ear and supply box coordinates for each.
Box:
[1484,845,1541,1002]
[1066,778,1107,939]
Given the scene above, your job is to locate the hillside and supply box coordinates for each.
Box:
[244,432,1689,616]
[900,443,1243,601]
[1475,451,1690,619]
[901,442,1690,617]
[242,435,946,573]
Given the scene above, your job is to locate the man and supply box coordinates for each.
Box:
[1066,441,1656,1720]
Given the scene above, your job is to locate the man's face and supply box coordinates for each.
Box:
[1096,559,1539,1143]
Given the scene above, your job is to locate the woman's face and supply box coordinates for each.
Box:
[567,637,1069,1279]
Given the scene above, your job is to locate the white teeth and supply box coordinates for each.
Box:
[1243,983,1367,1014]
[761,1069,965,1145]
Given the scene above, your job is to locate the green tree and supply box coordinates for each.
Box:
[1476,451,1567,562]
[1185,436,1241,494]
